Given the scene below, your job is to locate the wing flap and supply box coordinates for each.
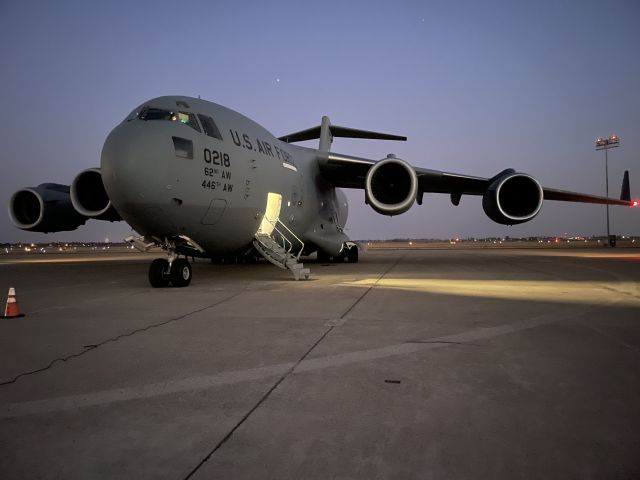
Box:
[417,170,488,195]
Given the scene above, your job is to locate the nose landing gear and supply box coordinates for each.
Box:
[140,235,202,288]
[148,258,170,288]
[170,258,192,287]
[148,256,192,288]
[128,235,200,288]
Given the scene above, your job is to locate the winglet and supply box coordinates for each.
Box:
[620,170,631,202]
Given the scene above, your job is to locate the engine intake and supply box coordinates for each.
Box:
[482,170,543,225]
[365,157,418,216]
[71,168,121,221]
[9,184,87,232]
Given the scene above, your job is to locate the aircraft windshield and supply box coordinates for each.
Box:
[197,114,223,140]
[138,107,201,133]
[138,107,173,121]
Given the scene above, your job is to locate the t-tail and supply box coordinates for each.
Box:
[279,117,406,152]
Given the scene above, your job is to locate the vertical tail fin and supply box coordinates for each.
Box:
[620,170,631,202]
[319,116,333,152]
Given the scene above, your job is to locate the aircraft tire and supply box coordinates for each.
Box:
[171,258,192,288]
[149,259,170,288]
[345,246,359,263]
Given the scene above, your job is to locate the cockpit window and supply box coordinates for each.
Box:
[138,107,201,133]
[197,114,223,140]
[138,107,173,121]
[177,112,201,132]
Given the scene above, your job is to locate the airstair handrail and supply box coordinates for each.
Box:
[262,216,305,260]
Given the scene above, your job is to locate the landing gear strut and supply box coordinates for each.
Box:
[147,236,195,288]
[128,235,199,288]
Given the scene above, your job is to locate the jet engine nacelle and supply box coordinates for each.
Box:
[9,183,88,232]
[365,157,418,216]
[482,170,543,225]
[71,168,121,221]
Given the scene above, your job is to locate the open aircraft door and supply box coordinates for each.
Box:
[257,192,282,235]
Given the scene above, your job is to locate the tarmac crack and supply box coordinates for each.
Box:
[182,255,404,479]
[182,325,335,479]
[336,254,405,322]
[0,288,249,387]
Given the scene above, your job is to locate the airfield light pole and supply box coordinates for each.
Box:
[595,134,619,246]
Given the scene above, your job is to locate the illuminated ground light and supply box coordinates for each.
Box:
[341,278,640,307]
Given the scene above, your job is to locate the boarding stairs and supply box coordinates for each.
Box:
[253,218,310,281]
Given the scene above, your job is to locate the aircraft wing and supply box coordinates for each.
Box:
[541,187,630,206]
[284,117,634,211]
[318,152,634,207]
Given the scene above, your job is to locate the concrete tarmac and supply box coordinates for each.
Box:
[1,248,639,479]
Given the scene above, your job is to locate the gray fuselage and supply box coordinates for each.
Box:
[101,96,349,257]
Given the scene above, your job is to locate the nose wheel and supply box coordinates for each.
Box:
[170,258,192,287]
[148,257,192,288]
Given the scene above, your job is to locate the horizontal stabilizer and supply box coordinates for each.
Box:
[279,125,406,143]
[329,125,407,141]
[279,116,406,152]
[278,125,322,144]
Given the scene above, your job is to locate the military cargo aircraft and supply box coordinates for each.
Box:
[8,96,636,287]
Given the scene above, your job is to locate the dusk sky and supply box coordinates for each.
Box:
[1,0,639,243]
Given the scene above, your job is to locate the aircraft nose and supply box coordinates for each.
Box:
[101,122,169,221]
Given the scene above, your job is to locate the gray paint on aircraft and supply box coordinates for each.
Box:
[8,95,635,286]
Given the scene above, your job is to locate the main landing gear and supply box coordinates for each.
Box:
[344,243,359,263]
[317,242,359,263]
[148,257,192,288]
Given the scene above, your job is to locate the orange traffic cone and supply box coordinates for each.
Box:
[2,287,25,318]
